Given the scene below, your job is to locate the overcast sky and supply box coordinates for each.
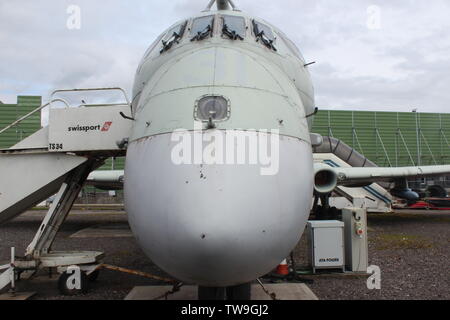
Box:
[1,0,449,114]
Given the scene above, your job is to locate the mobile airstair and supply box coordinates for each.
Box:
[314,136,393,213]
[0,88,133,294]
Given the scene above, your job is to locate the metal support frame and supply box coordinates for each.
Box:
[441,130,450,149]
[374,128,392,167]
[25,161,98,258]
[351,128,365,159]
[419,131,438,165]
[439,114,450,164]
[440,130,450,165]
[350,111,366,157]
[373,113,391,167]
[0,248,15,292]
[415,113,421,166]
[396,129,416,166]
[325,110,334,138]
[0,87,131,293]
[0,159,105,292]
[437,115,450,185]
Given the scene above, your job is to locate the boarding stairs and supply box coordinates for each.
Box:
[313,142,393,213]
[0,88,133,293]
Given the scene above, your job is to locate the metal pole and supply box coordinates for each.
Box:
[228,0,238,10]
[10,247,15,292]
[204,0,215,11]
[415,111,421,166]
[352,111,355,148]
[439,114,443,163]
[216,0,231,10]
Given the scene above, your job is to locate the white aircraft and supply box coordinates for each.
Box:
[84,0,450,299]
[2,0,450,300]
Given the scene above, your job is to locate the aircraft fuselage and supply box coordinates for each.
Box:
[124,9,315,287]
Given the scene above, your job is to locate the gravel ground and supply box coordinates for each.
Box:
[0,209,448,300]
[293,210,450,300]
[0,211,170,300]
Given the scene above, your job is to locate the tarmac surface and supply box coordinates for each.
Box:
[0,208,448,300]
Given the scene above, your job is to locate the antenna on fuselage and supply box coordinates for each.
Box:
[204,0,239,11]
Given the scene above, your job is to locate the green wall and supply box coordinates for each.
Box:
[102,157,125,170]
[312,110,450,167]
[0,96,42,149]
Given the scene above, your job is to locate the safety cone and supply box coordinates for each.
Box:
[276,259,290,276]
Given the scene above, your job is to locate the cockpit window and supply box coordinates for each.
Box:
[160,21,187,53]
[277,31,304,60]
[191,16,214,41]
[222,15,245,40]
[142,33,164,62]
[252,20,277,51]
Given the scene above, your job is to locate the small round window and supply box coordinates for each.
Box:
[195,95,230,122]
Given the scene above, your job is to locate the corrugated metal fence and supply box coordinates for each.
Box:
[0,96,42,149]
[312,110,450,167]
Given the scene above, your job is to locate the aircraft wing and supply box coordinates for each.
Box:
[88,164,450,192]
[315,163,450,187]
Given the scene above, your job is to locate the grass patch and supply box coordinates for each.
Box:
[368,213,450,223]
[373,233,434,250]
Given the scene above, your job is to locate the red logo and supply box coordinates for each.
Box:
[101,121,113,132]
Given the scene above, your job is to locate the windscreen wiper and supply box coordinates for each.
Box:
[222,24,243,41]
[253,20,277,51]
[256,30,277,51]
[160,32,181,53]
[191,25,212,42]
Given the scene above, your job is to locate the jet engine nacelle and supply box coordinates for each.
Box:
[390,188,420,201]
[313,164,338,194]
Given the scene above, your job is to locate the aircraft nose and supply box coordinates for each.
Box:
[124,132,313,287]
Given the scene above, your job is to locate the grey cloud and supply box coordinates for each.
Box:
[0,0,449,114]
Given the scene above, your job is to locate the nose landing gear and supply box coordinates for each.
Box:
[198,283,251,300]
[312,192,342,220]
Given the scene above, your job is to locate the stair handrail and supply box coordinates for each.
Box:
[0,98,70,136]
[0,87,131,136]
[49,87,131,110]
